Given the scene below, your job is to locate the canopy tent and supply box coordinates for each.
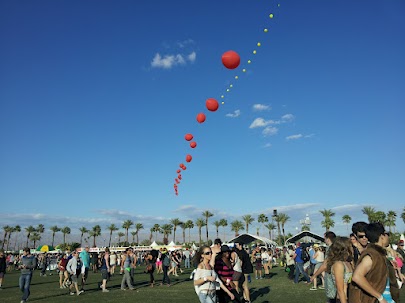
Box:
[227,233,278,247]
[150,241,158,247]
[168,241,176,247]
[285,231,325,245]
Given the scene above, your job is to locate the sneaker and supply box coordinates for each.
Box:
[310,287,317,290]
[102,289,110,292]
[319,285,325,289]
[121,288,126,291]
[70,292,75,295]
[77,290,84,296]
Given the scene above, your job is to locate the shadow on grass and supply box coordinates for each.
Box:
[250,286,271,303]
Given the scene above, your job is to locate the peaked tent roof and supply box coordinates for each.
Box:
[150,241,158,247]
[227,233,278,247]
[285,231,325,244]
[168,241,176,247]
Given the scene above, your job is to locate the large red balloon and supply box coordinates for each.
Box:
[222,50,240,69]
[186,154,192,162]
[196,113,206,123]
[185,133,193,141]
[190,142,197,148]
[206,98,219,112]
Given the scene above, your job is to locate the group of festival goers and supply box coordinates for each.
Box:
[0,222,404,303]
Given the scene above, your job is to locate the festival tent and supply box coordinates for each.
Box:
[227,233,278,247]
[168,241,176,247]
[150,241,158,248]
[285,231,325,245]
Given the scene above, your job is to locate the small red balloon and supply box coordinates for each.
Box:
[186,154,192,162]
[180,163,185,168]
[174,184,178,188]
[176,169,181,173]
[181,165,187,170]
[178,174,182,180]
[196,113,206,123]
[206,98,219,112]
[222,50,240,69]
[190,142,197,148]
[185,133,193,141]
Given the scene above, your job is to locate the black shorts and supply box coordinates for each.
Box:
[100,269,108,280]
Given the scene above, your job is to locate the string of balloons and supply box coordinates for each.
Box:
[173,7,279,196]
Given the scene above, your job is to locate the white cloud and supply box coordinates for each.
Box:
[281,114,295,122]
[226,110,241,118]
[263,143,272,148]
[304,134,314,138]
[188,51,196,62]
[286,134,303,140]
[249,118,278,129]
[177,39,195,48]
[262,126,278,136]
[253,104,271,111]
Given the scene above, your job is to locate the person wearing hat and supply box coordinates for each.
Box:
[214,245,239,303]
[160,248,171,286]
[310,244,325,290]
[18,247,37,303]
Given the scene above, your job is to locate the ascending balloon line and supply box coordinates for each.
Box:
[174,9,279,196]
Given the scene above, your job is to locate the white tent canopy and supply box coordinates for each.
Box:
[168,241,176,247]
[227,233,278,247]
[150,241,158,247]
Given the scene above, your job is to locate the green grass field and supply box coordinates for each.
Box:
[1,266,403,303]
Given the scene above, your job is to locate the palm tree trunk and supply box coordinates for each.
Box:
[199,229,202,246]
[136,233,139,245]
[206,225,208,243]
[216,227,219,238]
[188,228,191,243]
[26,236,29,247]
[93,236,96,247]
[52,233,55,247]
[63,234,66,245]
[182,229,185,244]
[6,234,12,251]
[173,230,176,243]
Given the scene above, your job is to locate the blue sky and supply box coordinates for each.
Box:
[1,0,404,245]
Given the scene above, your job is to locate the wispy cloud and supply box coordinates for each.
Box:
[249,118,278,129]
[286,134,303,141]
[281,114,294,122]
[253,104,271,111]
[151,51,196,69]
[226,110,241,118]
[263,143,272,148]
[262,126,278,136]
[177,39,195,48]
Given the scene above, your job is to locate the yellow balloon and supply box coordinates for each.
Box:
[278,4,280,7]
[264,28,268,33]
[235,76,239,79]
[269,14,274,18]
[257,42,261,47]
[243,69,246,73]
[222,101,224,105]
[230,84,233,88]
[221,95,224,98]
[253,50,257,54]
[226,88,230,92]
[248,60,251,64]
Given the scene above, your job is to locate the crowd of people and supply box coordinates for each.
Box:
[1,222,404,303]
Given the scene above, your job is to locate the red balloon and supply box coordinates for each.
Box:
[180,163,185,168]
[178,174,182,180]
[186,154,192,162]
[222,50,240,69]
[206,98,219,112]
[176,169,181,174]
[175,178,180,184]
[190,142,197,148]
[174,184,178,188]
[181,165,187,170]
[175,192,178,196]
[185,133,193,141]
[196,113,206,123]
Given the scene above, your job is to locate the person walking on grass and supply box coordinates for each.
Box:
[293,242,311,284]
[79,246,90,291]
[66,251,84,296]
[120,248,135,290]
[99,248,111,292]
[0,250,6,290]
[160,248,171,286]
[18,247,37,303]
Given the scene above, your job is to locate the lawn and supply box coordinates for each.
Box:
[1,266,402,303]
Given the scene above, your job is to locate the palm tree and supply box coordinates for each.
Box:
[242,215,255,234]
[106,224,118,247]
[170,218,181,243]
[274,215,283,241]
[319,209,335,219]
[195,218,206,245]
[131,231,137,244]
[13,225,21,251]
[302,225,310,231]
[257,214,269,236]
[30,232,41,248]
[161,224,173,244]
[25,225,36,247]
[122,220,134,244]
[361,206,376,223]
[184,220,194,243]
[219,219,228,240]
[88,225,101,247]
[60,226,71,245]
[202,211,213,243]
[230,220,244,237]
[370,211,386,224]
[401,207,405,224]
[2,225,12,250]
[386,211,397,233]
[117,232,125,244]
[321,217,335,232]
[278,213,291,244]
[135,223,144,245]
[152,224,161,241]
[36,224,45,235]
[79,227,89,246]
[213,221,221,238]
[149,228,153,242]
[4,226,15,251]
[342,215,352,231]
[179,222,187,244]
[50,226,60,247]
[264,223,276,239]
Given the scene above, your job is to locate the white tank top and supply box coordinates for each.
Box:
[232,252,242,272]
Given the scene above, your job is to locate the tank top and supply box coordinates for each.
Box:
[232,253,242,272]
[382,277,396,303]
[123,255,132,269]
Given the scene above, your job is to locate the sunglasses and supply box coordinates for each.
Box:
[357,235,367,239]
[203,251,212,255]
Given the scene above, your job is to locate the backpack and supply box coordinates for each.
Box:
[301,247,310,263]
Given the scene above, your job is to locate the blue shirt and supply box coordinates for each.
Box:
[294,247,304,263]
[79,250,90,268]
[309,248,317,264]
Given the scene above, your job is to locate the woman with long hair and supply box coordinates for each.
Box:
[193,245,235,303]
[327,237,353,303]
